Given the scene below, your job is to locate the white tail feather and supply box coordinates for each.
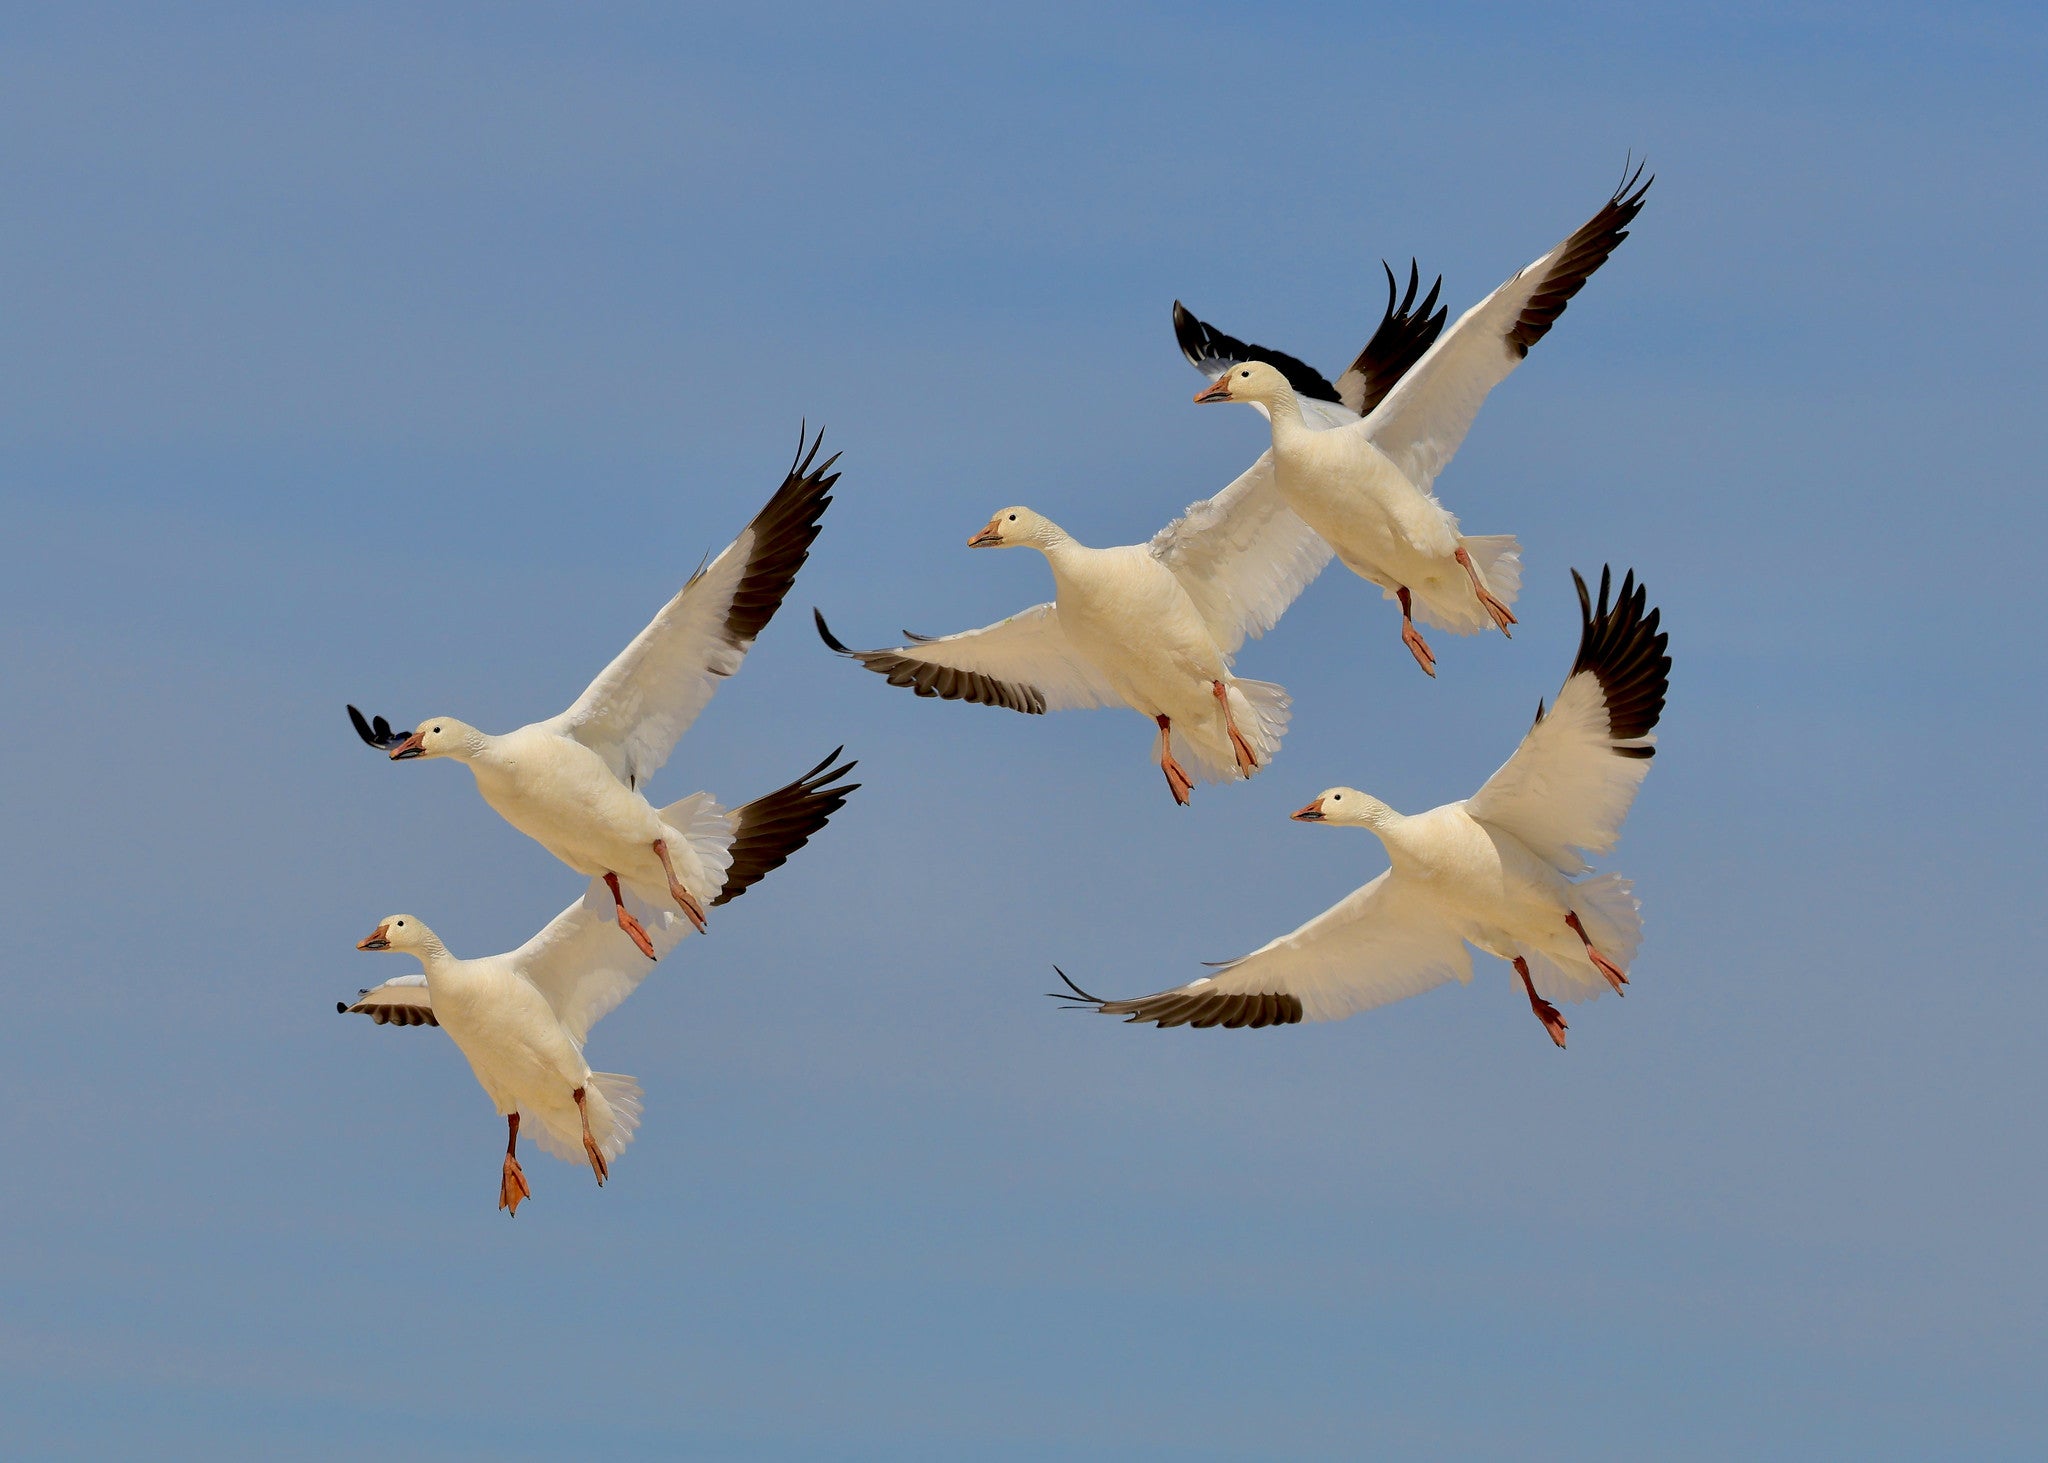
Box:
[1399,532,1524,635]
[1519,873,1643,1005]
[521,1072,645,1166]
[657,790,735,903]
[1172,678,1292,784]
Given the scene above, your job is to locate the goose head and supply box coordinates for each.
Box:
[386,716,482,762]
[356,914,437,954]
[968,507,1059,550]
[1291,786,1398,830]
[1194,359,1292,409]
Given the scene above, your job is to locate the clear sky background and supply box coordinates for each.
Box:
[2,3,2043,1458]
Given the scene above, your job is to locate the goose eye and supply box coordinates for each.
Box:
[1240,369,1250,378]
[396,919,405,926]
[432,726,441,733]
[1007,514,1017,521]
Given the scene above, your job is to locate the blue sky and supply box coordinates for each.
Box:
[2,2,2044,1457]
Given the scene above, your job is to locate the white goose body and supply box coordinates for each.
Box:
[412,942,603,1147]
[463,724,712,906]
[1039,538,1236,728]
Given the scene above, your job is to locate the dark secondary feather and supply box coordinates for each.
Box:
[1336,260,1448,417]
[1171,301,1343,404]
[704,423,841,653]
[346,704,413,752]
[813,608,1047,715]
[713,749,860,907]
[1048,966,1304,1030]
[1533,565,1669,756]
[1506,160,1652,359]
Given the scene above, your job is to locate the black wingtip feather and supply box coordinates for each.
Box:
[1507,162,1653,359]
[347,704,412,751]
[1169,300,1343,404]
[814,611,1048,715]
[711,750,861,906]
[1568,564,1670,746]
[1340,257,1449,416]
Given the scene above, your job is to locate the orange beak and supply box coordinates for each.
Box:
[967,518,1005,548]
[388,730,426,760]
[1193,375,1234,404]
[1290,798,1326,822]
[356,923,392,951]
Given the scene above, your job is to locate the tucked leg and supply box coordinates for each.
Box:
[1211,680,1260,775]
[604,872,658,960]
[652,837,708,934]
[499,1112,532,1216]
[1396,587,1437,677]
[1155,715,1194,806]
[1565,910,1628,993]
[1455,545,1517,636]
[1515,956,1568,1049]
[574,1086,608,1187]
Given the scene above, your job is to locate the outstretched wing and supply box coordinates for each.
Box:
[1147,453,1333,658]
[1055,871,1472,1028]
[1172,300,1343,404]
[1466,566,1669,875]
[1332,260,1448,418]
[1362,163,1651,492]
[512,881,694,1048]
[712,749,860,907]
[548,427,840,788]
[338,973,439,1027]
[814,605,1120,715]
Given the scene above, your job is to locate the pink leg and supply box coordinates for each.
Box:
[499,1113,532,1215]
[1565,911,1628,994]
[1155,715,1194,806]
[1455,545,1516,636]
[1396,587,1437,677]
[604,872,657,960]
[652,838,708,934]
[1515,956,1568,1049]
[1211,680,1260,775]
[574,1086,608,1186]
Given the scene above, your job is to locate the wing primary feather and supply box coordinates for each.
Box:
[711,749,860,907]
[347,704,412,751]
[1169,300,1343,402]
[814,609,1050,715]
[1337,258,1450,416]
[1506,161,1652,359]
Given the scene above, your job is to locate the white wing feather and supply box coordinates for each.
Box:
[1464,671,1653,875]
[1148,453,1334,657]
[510,879,692,1048]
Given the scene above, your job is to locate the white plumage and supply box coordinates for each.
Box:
[1192,166,1649,675]
[1060,567,1669,1048]
[347,430,839,957]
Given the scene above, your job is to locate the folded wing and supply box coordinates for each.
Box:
[814,604,1120,715]
[339,973,439,1027]
[549,428,840,788]
[1362,164,1650,493]
[1058,870,1472,1027]
[1465,566,1669,874]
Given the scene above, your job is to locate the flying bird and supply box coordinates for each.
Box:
[1192,163,1650,676]
[813,277,1446,806]
[343,752,857,1213]
[1056,567,1668,1048]
[348,428,838,958]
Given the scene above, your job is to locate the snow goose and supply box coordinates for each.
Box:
[1056,567,1668,1048]
[816,492,1318,805]
[343,752,857,1213]
[348,429,838,958]
[1193,164,1651,676]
